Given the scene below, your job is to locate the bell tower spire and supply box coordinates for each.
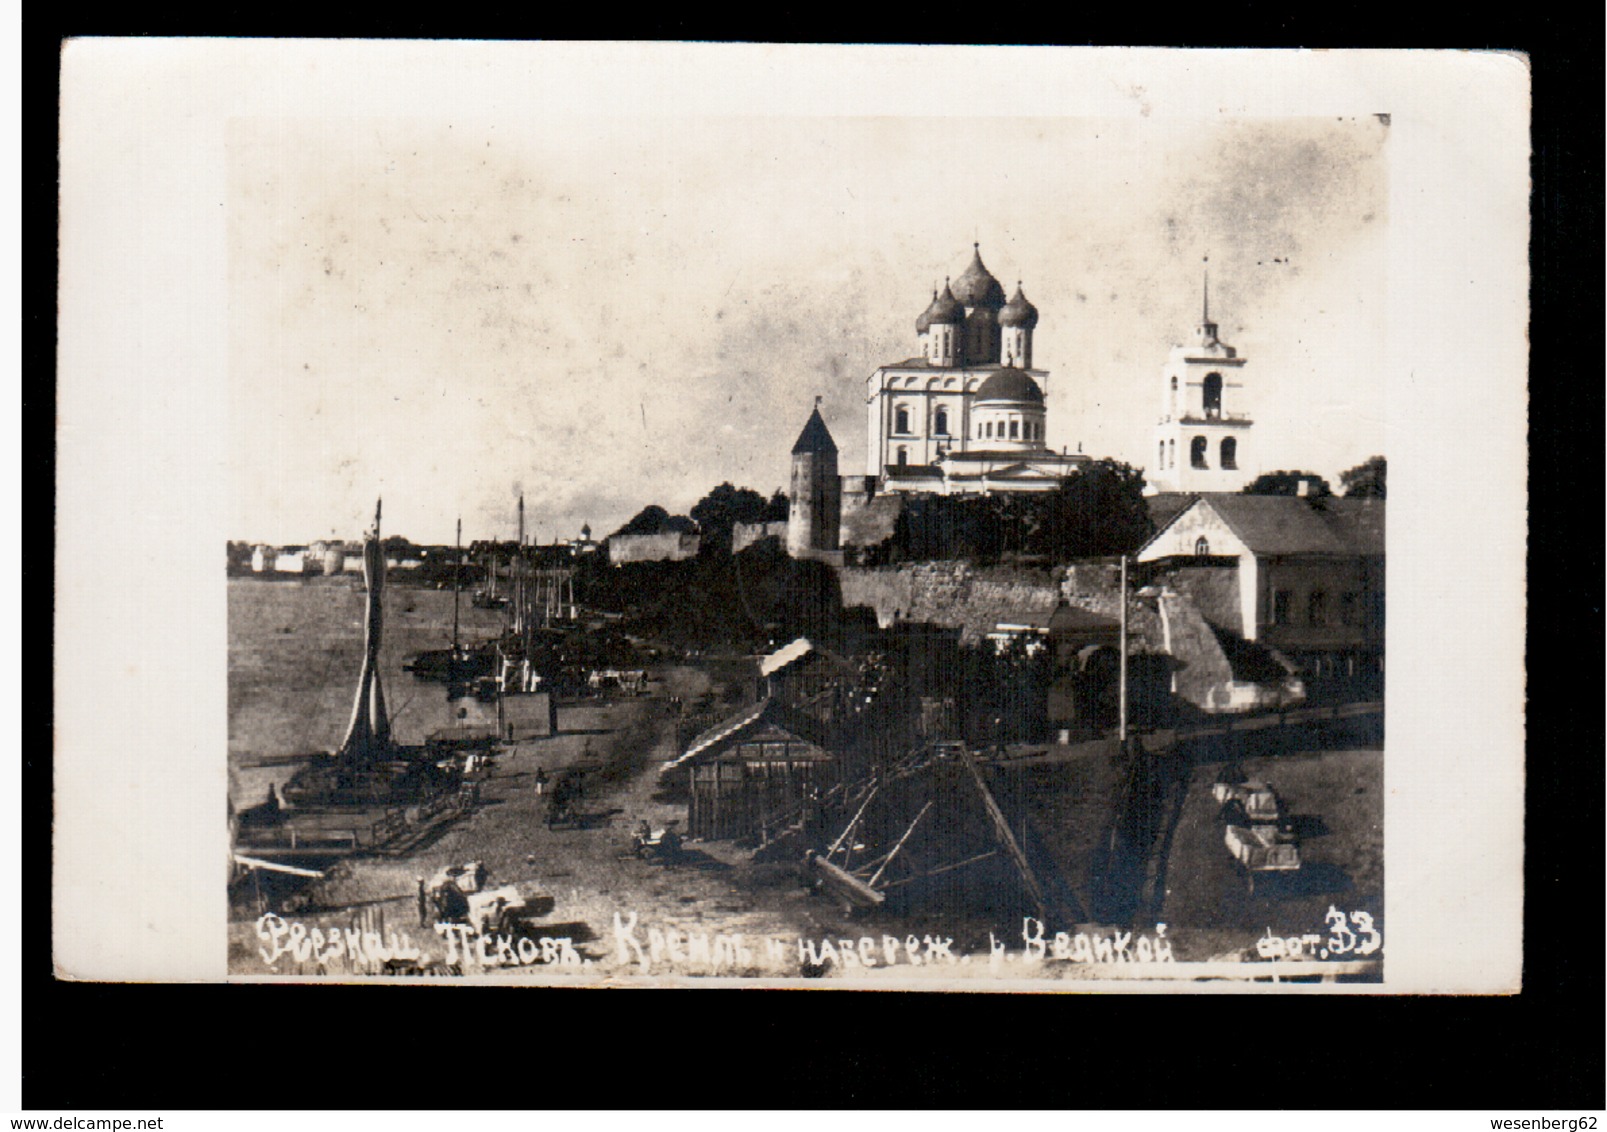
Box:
[1196,260,1219,345]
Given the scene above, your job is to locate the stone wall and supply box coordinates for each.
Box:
[837,558,1295,713]
[606,531,701,564]
[839,493,903,548]
[731,521,787,552]
[839,562,1061,642]
[1166,564,1244,635]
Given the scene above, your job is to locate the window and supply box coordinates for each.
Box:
[934,407,949,436]
[1009,420,1019,440]
[896,446,908,467]
[1158,441,1165,468]
[1170,375,1178,392]
[1220,437,1237,469]
[1168,439,1176,469]
[895,407,910,434]
[1194,537,1210,556]
[985,421,993,439]
[1203,372,1222,419]
[1190,436,1208,468]
[1308,591,1328,626]
[1340,592,1358,626]
[1271,589,1291,626]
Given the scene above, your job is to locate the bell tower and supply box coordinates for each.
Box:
[1150,275,1255,493]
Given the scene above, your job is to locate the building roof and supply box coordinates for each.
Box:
[791,408,838,455]
[1146,492,1198,533]
[1145,494,1387,558]
[974,366,1044,404]
[1047,603,1122,637]
[663,697,828,770]
[998,284,1040,329]
[943,449,1084,467]
[950,245,1006,308]
[759,637,854,678]
[1206,495,1352,555]
[1314,497,1386,555]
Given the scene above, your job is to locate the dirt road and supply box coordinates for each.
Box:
[230,666,856,978]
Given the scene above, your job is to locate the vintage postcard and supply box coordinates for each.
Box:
[54,43,1529,990]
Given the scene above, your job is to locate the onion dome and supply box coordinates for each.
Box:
[974,366,1044,404]
[950,244,1007,309]
[999,283,1039,329]
[916,282,963,333]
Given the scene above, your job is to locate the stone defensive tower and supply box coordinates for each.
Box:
[786,405,841,558]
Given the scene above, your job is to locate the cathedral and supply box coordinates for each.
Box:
[783,245,1259,558]
[863,244,1089,494]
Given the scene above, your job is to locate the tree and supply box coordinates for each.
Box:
[1340,455,1387,498]
[610,505,693,540]
[690,482,772,555]
[1242,470,1332,498]
[1032,459,1152,560]
[763,490,790,522]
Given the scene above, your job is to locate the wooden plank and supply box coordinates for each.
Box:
[868,800,933,887]
[958,747,1048,921]
[811,855,885,907]
[232,854,327,879]
[879,851,998,892]
[826,784,880,860]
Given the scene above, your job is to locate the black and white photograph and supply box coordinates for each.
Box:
[53,43,1530,995]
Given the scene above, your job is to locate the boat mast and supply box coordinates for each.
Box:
[335,497,390,762]
[518,495,528,650]
[453,516,462,654]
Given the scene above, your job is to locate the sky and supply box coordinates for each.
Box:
[228,112,1389,546]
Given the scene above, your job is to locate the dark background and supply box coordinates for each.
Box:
[32,18,1602,1113]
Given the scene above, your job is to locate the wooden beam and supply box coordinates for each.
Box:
[880,851,998,891]
[231,854,327,878]
[868,800,933,887]
[958,747,1049,921]
[811,855,885,908]
[826,783,880,861]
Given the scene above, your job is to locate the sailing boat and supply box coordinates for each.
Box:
[337,498,392,762]
[404,517,496,684]
[472,536,508,611]
[282,499,449,807]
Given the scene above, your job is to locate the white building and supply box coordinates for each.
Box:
[1147,281,1257,494]
[864,244,1086,494]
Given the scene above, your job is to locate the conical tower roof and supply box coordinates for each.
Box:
[791,407,838,455]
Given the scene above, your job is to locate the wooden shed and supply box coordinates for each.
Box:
[663,698,833,842]
[757,637,857,721]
